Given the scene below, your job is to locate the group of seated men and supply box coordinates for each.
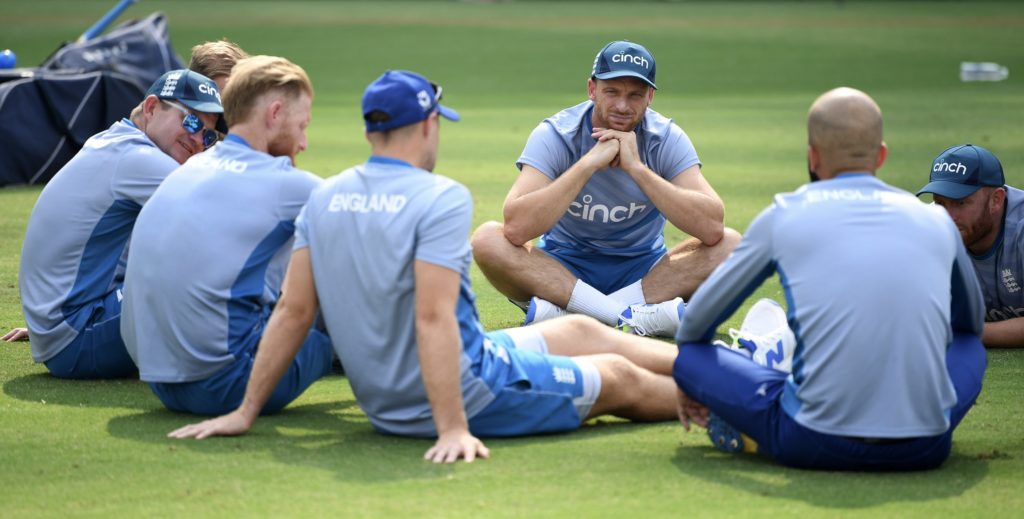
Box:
[4,39,1019,470]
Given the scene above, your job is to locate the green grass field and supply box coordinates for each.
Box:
[2,1,1023,516]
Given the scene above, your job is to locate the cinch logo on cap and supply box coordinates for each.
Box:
[591,40,657,89]
[612,52,649,70]
[933,161,968,175]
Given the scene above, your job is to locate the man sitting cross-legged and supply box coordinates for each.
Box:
[168,70,681,463]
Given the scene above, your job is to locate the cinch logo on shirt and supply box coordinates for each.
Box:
[328,192,407,213]
[567,194,646,223]
[613,52,649,70]
[933,161,968,175]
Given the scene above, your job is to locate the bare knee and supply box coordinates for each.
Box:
[707,227,741,263]
[560,314,606,337]
[471,221,511,266]
[603,354,641,387]
[592,354,642,406]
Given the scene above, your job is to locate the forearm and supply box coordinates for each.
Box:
[503,163,598,245]
[981,318,1024,348]
[417,318,469,435]
[238,305,316,420]
[629,165,724,244]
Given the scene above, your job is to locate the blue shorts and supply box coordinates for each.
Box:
[467,327,602,437]
[45,288,136,379]
[541,242,665,295]
[149,328,334,416]
[673,333,986,471]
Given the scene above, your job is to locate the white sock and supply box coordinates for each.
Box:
[566,280,625,325]
[608,279,646,306]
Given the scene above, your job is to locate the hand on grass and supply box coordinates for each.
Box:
[167,410,254,440]
[424,429,490,464]
[676,388,709,431]
[3,327,29,342]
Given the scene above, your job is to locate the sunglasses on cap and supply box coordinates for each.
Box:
[162,100,220,149]
[429,82,443,109]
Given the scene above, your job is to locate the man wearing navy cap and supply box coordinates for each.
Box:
[3,69,224,379]
[471,40,740,338]
[918,144,1024,347]
[119,56,334,416]
[169,70,683,463]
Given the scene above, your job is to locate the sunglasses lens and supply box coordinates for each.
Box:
[201,129,218,149]
[181,113,203,134]
[179,111,218,149]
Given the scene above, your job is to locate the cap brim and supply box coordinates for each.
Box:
[916,180,981,200]
[174,99,227,133]
[593,71,657,89]
[177,99,224,115]
[438,104,460,122]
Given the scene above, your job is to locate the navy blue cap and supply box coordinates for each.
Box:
[362,70,460,132]
[146,69,227,133]
[917,144,1005,200]
[591,40,657,90]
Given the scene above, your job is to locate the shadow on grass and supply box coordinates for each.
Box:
[106,401,652,483]
[3,372,157,409]
[670,443,988,509]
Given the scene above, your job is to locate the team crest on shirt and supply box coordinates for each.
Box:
[1002,269,1020,293]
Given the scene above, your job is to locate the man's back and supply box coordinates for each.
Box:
[681,173,978,438]
[298,157,496,435]
[770,174,965,437]
[121,137,321,383]
[19,120,176,362]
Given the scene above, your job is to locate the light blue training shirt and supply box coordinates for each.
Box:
[677,173,985,438]
[970,186,1024,322]
[296,156,515,436]
[19,119,179,362]
[120,135,322,383]
[516,101,700,257]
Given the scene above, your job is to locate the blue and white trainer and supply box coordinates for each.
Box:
[524,297,568,326]
[730,298,795,374]
[617,297,685,337]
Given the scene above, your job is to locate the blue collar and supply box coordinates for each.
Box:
[834,172,873,179]
[225,134,252,148]
[121,118,137,129]
[368,155,414,168]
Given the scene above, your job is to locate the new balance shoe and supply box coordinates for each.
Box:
[617,297,685,337]
[524,297,568,325]
[706,413,758,454]
[727,298,795,373]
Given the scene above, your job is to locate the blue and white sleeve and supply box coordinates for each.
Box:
[655,122,701,182]
[416,181,473,274]
[676,205,778,344]
[515,123,571,180]
[293,202,311,251]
